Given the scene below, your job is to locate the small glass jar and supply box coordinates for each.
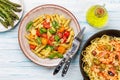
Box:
[86,5,109,28]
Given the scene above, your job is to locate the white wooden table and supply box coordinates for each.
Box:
[0,0,120,80]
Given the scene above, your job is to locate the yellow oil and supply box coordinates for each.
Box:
[86,5,108,28]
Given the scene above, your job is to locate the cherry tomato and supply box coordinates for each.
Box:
[57,32,63,38]
[41,38,48,45]
[36,30,41,37]
[41,33,48,38]
[63,31,70,38]
[42,20,50,29]
[49,35,54,41]
[29,44,36,50]
[61,36,67,43]
[48,40,53,46]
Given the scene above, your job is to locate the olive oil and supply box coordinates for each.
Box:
[86,5,108,28]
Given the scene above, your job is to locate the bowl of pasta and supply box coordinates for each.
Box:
[80,29,120,80]
[18,4,80,67]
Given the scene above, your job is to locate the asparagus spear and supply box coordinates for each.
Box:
[4,0,21,7]
[0,7,14,27]
[0,3,19,20]
[0,19,8,28]
[0,0,22,12]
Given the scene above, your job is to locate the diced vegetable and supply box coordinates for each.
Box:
[36,29,41,37]
[48,53,57,59]
[52,20,59,28]
[57,53,63,58]
[45,45,54,50]
[61,36,67,43]
[49,29,56,34]
[58,27,65,33]
[40,27,47,34]
[42,20,50,29]
[29,44,36,50]
[41,38,48,45]
[54,35,60,42]
[41,33,48,38]
[57,32,63,38]
[63,31,70,38]
[26,21,33,31]
[36,37,41,44]
[57,46,66,54]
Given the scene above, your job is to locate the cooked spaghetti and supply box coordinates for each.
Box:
[82,35,120,80]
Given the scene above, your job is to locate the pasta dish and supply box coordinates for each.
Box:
[82,35,120,80]
[25,14,74,59]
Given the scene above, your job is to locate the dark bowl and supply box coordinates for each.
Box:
[79,29,120,80]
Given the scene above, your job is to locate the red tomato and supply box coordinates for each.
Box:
[49,35,54,41]
[29,44,36,50]
[61,36,67,43]
[42,20,50,29]
[57,32,63,38]
[41,33,48,38]
[36,30,41,37]
[63,31,70,38]
[48,40,53,46]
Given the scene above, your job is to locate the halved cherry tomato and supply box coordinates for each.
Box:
[62,36,67,43]
[48,40,53,46]
[57,32,63,38]
[49,35,54,41]
[63,31,70,38]
[41,38,48,45]
[29,44,36,50]
[57,46,66,54]
[58,27,65,33]
[41,33,48,38]
[42,20,50,29]
[36,30,41,37]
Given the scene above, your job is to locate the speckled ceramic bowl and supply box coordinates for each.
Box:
[18,4,80,67]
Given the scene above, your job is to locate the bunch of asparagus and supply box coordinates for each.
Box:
[0,0,22,28]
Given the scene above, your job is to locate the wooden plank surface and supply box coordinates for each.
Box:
[0,0,120,80]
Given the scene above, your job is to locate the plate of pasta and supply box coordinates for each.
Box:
[18,4,80,67]
[80,29,120,80]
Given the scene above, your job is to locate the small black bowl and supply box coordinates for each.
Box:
[79,29,120,80]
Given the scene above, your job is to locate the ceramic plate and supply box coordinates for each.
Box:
[0,0,24,32]
[18,4,80,67]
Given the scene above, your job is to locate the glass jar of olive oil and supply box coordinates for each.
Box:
[86,5,108,28]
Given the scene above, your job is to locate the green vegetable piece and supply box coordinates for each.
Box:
[0,0,22,12]
[26,21,33,31]
[0,7,13,27]
[48,53,57,59]
[45,45,54,50]
[4,0,21,7]
[52,20,59,28]
[36,37,41,44]
[54,35,60,42]
[57,53,63,58]
[40,27,47,34]
[49,29,56,34]
[0,19,8,28]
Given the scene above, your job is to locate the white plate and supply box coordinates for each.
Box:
[0,0,24,32]
[18,4,80,67]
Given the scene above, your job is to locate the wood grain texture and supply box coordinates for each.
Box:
[0,0,120,80]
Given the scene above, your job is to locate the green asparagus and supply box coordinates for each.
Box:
[0,0,22,28]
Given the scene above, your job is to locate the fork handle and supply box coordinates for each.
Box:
[61,57,72,77]
[53,58,66,75]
